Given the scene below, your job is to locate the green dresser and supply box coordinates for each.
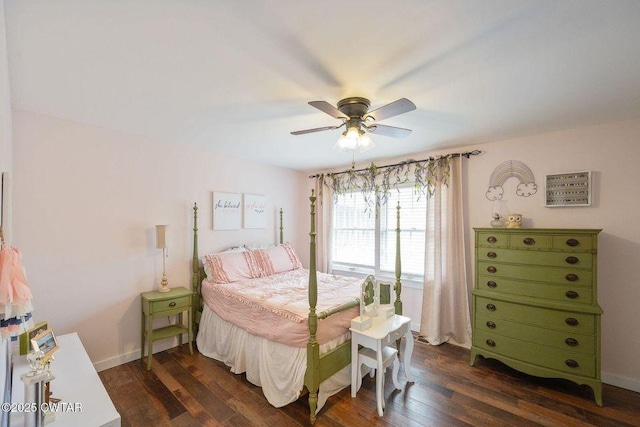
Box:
[470,228,603,405]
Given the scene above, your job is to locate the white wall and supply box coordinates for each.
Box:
[316,118,640,394]
[461,118,640,392]
[11,110,307,370]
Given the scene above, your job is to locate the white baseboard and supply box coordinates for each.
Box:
[93,339,180,372]
[602,372,640,393]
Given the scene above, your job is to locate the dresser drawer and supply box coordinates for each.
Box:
[474,330,596,377]
[475,296,597,334]
[150,295,190,314]
[477,275,593,304]
[552,235,595,252]
[476,248,593,269]
[476,313,595,354]
[509,234,551,249]
[479,261,593,287]
[477,231,509,248]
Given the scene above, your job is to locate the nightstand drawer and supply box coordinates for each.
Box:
[150,295,190,314]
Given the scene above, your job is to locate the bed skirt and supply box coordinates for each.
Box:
[196,305,352,412]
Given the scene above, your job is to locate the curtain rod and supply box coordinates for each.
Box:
[308,149,482,179]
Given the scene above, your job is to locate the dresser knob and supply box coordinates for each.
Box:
[487,281,497,288]
[566,238,580,247]
[169,302,177,307]
[565,317,579,326]
[487,266,497,273]
[487,236,497,244]
[565,359,579,368]
[486,321,496,329]
[565,290,579,299]
[565,338,579,347]
[523,237,535,246]
[486,339,496,347]
[565,256,579,264]
[487,251,497,259]
[565,273,579,282]
[486,303,496,311]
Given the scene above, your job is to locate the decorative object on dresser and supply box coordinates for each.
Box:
[155,225,170,293]
[140,286,193,370]
[470,228,603,405]
[490,213,505,228]
[504,213,522,228]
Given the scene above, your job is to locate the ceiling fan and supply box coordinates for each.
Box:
[291,97,416,152]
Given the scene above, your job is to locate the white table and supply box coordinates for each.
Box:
[10,332,121,427]
[350,314,414,416]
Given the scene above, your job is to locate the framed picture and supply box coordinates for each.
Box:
[19,320,49,355]
[545,171,592,207]
[31,328,59,362]
[213,192,241,230]
[243,194,267,229]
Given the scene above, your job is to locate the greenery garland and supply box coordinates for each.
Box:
[316,155,452,212]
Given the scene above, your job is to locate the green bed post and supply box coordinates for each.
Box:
[192,203,200,334]
[394,202,402,315]
[395,202,403,352]
[305,190,320,424]
[279,208,284,244]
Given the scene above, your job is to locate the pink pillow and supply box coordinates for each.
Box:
[203,242,302,283]
[263,242,303,274]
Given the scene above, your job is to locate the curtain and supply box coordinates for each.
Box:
[419,156,471,347]
[314,177,333,273]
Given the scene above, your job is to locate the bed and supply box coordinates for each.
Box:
[190,190,403,424]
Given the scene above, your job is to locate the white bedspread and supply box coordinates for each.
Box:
[196,305,352,411]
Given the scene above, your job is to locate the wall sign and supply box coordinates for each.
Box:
[243,194,267,229]
[213,192,241,230]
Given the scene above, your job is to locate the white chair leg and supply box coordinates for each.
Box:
[391,356,400,390]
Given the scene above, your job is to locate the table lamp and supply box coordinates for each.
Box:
[155,225,170,292]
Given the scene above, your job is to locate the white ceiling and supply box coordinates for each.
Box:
[5,0,640,172]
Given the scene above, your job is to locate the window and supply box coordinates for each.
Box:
[332,186,427,283]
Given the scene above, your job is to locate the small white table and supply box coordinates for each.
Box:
[10,333,120,427]
[350,314,414,416]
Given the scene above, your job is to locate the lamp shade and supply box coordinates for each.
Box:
[155,225,167,249]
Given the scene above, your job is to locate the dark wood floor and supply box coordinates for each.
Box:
[99,339,640,426]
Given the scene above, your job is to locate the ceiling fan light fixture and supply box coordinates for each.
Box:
[334,126,375,153]
[358,132,375,153]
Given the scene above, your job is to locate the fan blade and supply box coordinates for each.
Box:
[367,124,412,138]
[365,98,416,121]
[308,101,349,119]
[291,125,340,135]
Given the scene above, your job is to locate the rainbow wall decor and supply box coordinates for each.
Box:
[486,160,537,200]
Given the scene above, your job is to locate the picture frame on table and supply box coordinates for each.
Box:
[19,320,49,355]
[31,328,59,362]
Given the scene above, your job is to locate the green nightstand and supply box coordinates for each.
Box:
[141,286,193,370]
